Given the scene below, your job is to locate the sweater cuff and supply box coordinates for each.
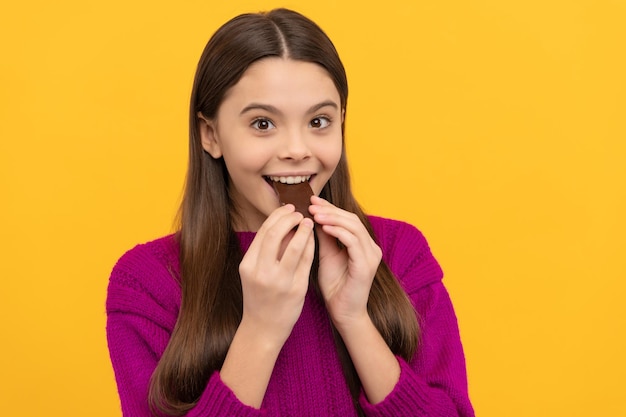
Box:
[358,357,437,417]
[193,372,266,417]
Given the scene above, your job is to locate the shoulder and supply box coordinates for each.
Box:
[107,234,181,315]
[111,234,180,282]
[367,215,444,293]
[367,215,431,260]
[368,215,425,245]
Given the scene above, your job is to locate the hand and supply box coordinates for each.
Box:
[309,196,382,330]
[238,204,315,348]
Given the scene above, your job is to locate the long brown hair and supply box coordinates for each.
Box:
[149,9,419,416]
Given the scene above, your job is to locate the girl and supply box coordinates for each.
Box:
[107,8,474,417]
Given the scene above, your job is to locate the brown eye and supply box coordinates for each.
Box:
[310,117,330,129]
[252,118,275,131]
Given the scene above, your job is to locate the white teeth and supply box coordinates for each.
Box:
[269,175,311,184]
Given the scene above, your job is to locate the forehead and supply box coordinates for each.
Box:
[221,58,340,112]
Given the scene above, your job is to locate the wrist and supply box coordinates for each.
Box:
[336,314,400,404]
[332,312,374,339]
[236,317,287,356]
[331,313,400,405]
[221,320,284,409]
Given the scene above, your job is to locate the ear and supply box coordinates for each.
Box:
[197,112,223,159]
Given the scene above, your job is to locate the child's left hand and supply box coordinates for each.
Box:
[309,195,382,330]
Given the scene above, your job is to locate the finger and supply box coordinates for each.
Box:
[310,195,331,206]
[246,204,297,256]
[321,224,382,282]
[309,196,362,226]
[319,219,381,262]
[309,195,356,216]
[293,228,316,284]
[312,207,371,244]
[309,196,379,259]
[255,211,306,264]
[280,217,315,274]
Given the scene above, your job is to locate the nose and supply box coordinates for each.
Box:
[278,130,311,161]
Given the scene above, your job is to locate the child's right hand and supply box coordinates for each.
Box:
[237,203,315,348]
[220,205,314,406]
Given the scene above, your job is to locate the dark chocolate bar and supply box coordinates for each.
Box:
[272,181,314,219]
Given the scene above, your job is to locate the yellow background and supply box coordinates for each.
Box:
[1,0,624,416]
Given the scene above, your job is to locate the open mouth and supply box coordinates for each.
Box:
[263,175,313,190]
[264,175,315,219]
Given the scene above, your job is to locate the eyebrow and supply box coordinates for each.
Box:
[239,100,339,116]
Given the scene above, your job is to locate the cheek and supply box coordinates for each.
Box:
[221,141,268,172]
[324,137,343,168]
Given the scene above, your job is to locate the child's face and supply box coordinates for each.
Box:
[200,58,343,231]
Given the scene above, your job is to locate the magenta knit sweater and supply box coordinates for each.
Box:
[106,216,474,417]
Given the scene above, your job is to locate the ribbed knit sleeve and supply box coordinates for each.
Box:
[359,217,475,417]
[106,236,264,417]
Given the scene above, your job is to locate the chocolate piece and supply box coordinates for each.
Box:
[272,181,314,219]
